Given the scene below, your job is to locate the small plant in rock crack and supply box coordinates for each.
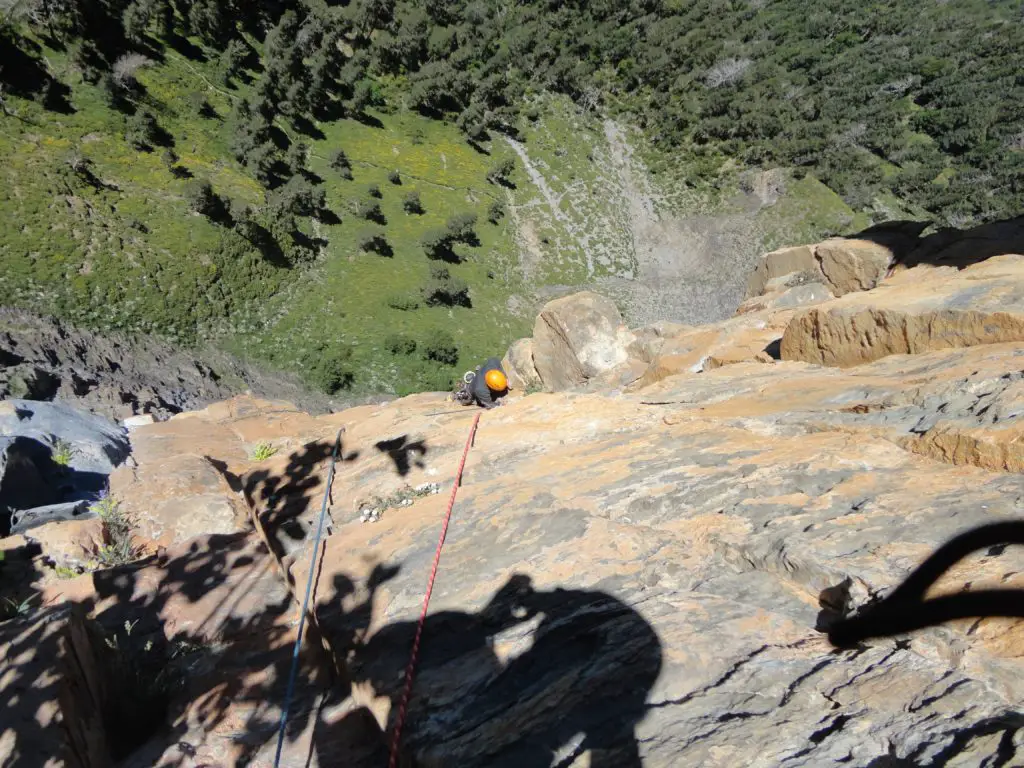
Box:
[53,563,83,580]
[87,494,142,569]
[51,438,75,467]
[251,441,278,461]
[358,482,441,523]
[2,593,39,619]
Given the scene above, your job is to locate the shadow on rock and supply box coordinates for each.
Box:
[823,520,1024,648]
[339,573,663,767]
[241,436,359,568]
[850,215,1024,271]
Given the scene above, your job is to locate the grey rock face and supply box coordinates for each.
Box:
[0,400,129,534]
[0,308,337,421]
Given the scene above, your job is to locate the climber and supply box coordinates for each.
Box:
[455,356,509,409]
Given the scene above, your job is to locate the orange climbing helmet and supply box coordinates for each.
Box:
[484,368,509,392]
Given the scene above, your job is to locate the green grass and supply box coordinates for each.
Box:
[755,175,872,253]
[229,110,535,395]
[0,30,542,395]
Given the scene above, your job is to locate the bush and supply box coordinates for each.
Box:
[423,265,471,307]
[125,109,159,150]
[307,349,354,394]
[272,175,325,218]
[387,294,420,311]
[422,329,459,366]
[403,190,424,214]
[421,228,449,254]
[184,179,219,216]
[366,183,382,198]
[112,53,153,89]
[356,199,384,222]
[385,334,417,355]
[88,495,142,569]
[487,200,505,224]
[445,212,478,245]
[388,170,401,184]
[188,91,215,118]
[330,148,353,180]
[51,439,74,467]
[358,228,390,254]
[486,157,515,185]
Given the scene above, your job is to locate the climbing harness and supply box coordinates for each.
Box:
[387,411,482,768]
[273,428,344,768]
[451,368,478,406]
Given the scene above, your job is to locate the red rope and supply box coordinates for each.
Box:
[387,411,482,768]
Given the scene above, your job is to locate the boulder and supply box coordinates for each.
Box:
[814,238,895,296]
[0,399,130,475]
[781,254,1024,367]
[10,501,94,537]
[0,401,130,535]
[531,292,636,391]
[20,515,103,567]
[109,454,248,546]
[745,222,930,304]
[108,395,341,547]
[745,244,819,300]
[501,338,541,391]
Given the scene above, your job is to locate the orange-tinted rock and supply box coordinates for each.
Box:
[531,291,636,391]
[781,255,1024,367]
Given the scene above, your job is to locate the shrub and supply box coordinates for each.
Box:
[272,175,326,218]
[251,441,278,461]
[89,495,141,569]
[307,349,354,394]
[188,91,215,118]
[125,109,159,150]
[387,294,420,311]
[330,148,353,180]
[422,329,459,366]
[423,265,471,307]
[184,179,221,217]
[112,53,153,89]
[421,228,449,254]
[366,183,382,198]
[445,212,478,243]
[385,334,417,355]
[51,439,74,467]
[486,157,515,185]
[358,228,390,254]
[387,170,401,184]
[403,190,423,214]
[356,199,384,222]
[487,200,505,224]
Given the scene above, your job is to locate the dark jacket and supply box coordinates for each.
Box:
[470,357,508,409]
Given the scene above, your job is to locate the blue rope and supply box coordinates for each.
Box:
[273,428,343,768]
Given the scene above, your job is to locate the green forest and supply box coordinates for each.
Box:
[1,0,1021,394]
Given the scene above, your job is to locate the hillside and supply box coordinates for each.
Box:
[1,0,1022,399]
